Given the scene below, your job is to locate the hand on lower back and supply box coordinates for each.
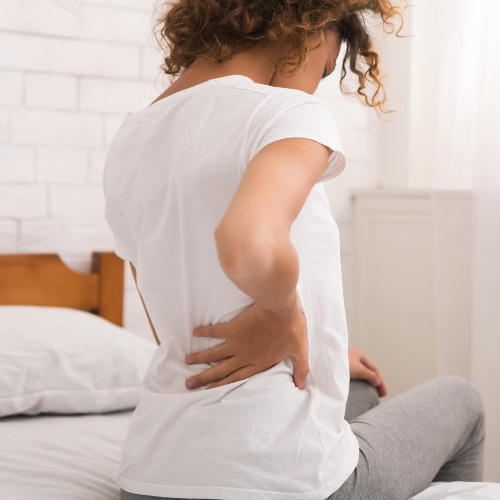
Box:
[184,296,309,391]
[348,347,388,397]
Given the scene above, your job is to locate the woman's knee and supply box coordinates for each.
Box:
[349,379,380,409]
[434,375,485,428]
[345,379,380,421]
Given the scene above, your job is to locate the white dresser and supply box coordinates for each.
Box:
[350,189,472,400]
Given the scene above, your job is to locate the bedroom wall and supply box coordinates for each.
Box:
[0,0,382,342]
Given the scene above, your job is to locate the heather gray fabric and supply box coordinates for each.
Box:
[120,375,485,500]
[344,379,380,422]
[326,375,485,500]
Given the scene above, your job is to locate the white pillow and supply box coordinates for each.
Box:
[0,306,157,418]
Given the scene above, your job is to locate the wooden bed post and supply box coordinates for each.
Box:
[92,252,124,327]
[0,252,125,327]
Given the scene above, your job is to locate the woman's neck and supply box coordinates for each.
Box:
[148,42,285,107]
[182,42,285,86]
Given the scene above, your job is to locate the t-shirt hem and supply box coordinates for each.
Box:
[113,427,359,500]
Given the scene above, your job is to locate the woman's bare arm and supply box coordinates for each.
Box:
[130,262,160,346]
[180,137,330,390]
[214,137,331,315]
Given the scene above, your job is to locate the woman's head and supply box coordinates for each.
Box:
[153,0,406,115]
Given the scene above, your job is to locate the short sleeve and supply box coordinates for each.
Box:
[112,234,135,264]
[103,158,137,266]
[245,90,347,183]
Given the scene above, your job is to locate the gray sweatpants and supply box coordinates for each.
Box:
[121,375,485,500]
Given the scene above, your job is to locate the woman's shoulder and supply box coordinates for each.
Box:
[220,76,324,106]
[256,84,324,106]
[250,85,333,126]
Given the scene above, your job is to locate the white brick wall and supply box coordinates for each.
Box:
[11,110,103,146]
[79,78,158,113]
[0,146,34,182]
[0,70,23,106]
[26,74,78,110]
[0,109,7,141]
[0,185,46,218]
[0,0,381,342]
[36,148,87,184]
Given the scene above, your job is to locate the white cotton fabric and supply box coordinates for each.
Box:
[409,482,500,500]
[0,409,132,500]
[0,410,497,500]
[0,306,156,418]
[103,74,359,500]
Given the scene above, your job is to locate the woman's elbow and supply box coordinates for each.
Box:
[214,224,276,279]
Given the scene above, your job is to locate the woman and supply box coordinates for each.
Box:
[103,1,485,499]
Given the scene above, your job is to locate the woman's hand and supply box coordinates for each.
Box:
[185,296,309,391]
[348,347,387,397]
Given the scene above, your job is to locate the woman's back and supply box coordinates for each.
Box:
[103,74,358,499]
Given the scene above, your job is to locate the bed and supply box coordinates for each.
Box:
[0,408,132,499]
[0,252,498,500]
[0,252,144,499]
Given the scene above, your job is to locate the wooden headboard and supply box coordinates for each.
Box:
[0,252,124,326]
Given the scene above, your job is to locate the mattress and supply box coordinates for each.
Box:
[0,409,132,500]
[0,409,498,500]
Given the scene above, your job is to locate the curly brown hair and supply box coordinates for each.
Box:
[152,0,407,116]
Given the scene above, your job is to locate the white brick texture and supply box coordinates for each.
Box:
[0,220,18,252]
[81,5,152,44]
[0,70,23,107]
[0,32,47,71]
[89,149,107,184]
[80,78,157,113]
[105,115,126,146]
[20,218,114,253]
[0,0,80,38]
[0,146,35,182]
[109,0,156,11]
[26,73,78,110]
[47,38,141,78]
[11,110,102,147]
[0,185,46,218]
[0,109,6,142]
[49,186,105,217]
[141,44,166,81]
[36,148,87,184]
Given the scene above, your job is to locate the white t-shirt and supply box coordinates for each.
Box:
[103,74,359,500]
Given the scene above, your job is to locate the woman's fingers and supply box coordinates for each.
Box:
[357,365,380,387]
[360,355,388,396]
[375,376,388,397]
[205,365,256,390]
[185,356,240,389]
[185,342,231,365]
[289,350,309,390]
[359,354,378,371]
[378,384,387,397]
[193,316,238,339]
